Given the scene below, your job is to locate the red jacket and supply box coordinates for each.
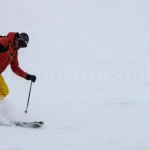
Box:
[0,32,27,78]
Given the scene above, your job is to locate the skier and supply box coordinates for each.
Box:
[0,32,36,100]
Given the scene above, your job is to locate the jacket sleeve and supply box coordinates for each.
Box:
[0,37,9,53]
[10,51,28,78]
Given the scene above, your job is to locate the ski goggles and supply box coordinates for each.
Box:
[18,37,28,47]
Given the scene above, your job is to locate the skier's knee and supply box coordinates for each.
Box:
[3,86,9,97]
[0,87,9,100]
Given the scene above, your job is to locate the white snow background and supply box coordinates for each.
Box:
[0,0,150,150]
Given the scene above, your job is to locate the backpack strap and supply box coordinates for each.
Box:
[0,36,10,53]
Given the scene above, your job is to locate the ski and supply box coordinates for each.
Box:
[13,121,44,128]
[0,121,44,128]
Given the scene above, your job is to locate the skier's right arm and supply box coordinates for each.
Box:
[0,37,9,53]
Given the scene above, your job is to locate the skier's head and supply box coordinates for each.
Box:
[14,32,29,49]
[18,33,29,48]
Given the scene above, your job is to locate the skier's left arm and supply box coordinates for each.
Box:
[10,52,36,82]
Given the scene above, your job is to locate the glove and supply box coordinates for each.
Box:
[25,74,36,82]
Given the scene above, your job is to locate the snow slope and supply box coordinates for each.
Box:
[1,0,150,149]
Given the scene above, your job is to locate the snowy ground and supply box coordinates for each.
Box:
[0,0,150,150]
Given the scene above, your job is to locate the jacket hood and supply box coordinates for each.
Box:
[7,32,19,48]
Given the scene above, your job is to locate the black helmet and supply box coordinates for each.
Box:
[18,32,29,47]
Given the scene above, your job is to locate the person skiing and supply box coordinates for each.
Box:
[0,32,36,100]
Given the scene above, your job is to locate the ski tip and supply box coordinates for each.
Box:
[34,121,44,125]
[39,121,44,125]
